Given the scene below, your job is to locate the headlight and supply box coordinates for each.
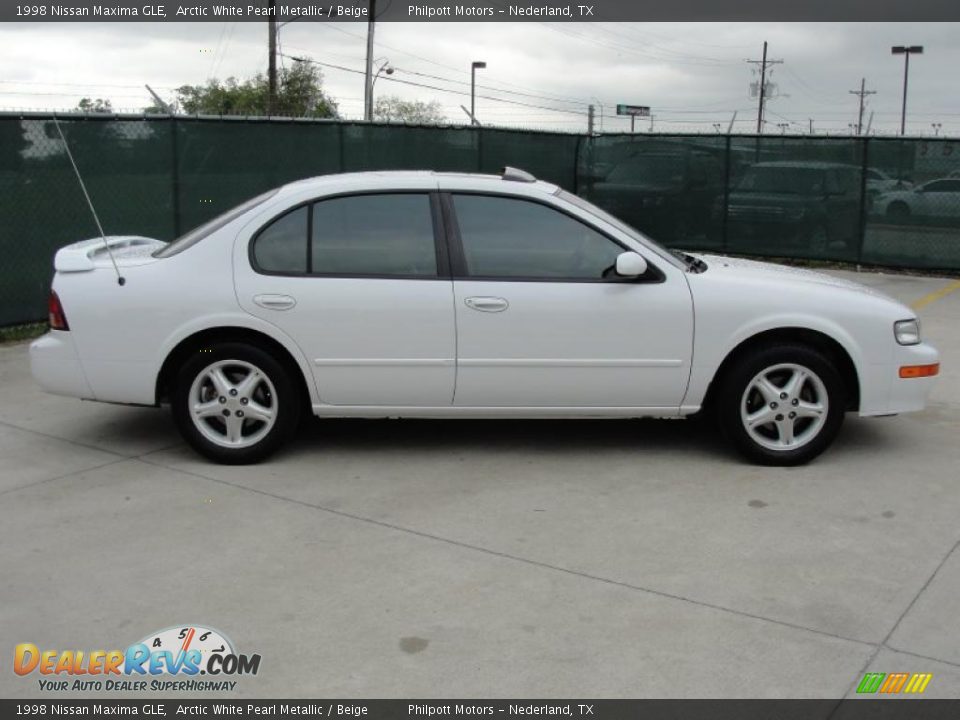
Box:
[894,319,921,345]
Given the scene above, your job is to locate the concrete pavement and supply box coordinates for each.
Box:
[1,268,959,699]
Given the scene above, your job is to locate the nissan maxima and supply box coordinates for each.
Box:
[30,168,939,465]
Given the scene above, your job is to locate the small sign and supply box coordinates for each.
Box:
[616,104,651,117]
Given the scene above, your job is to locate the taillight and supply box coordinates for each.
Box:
[48,291,69,331]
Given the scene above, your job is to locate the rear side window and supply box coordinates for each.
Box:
[253,205,308,273]
[154,189,278,258]
[251,193,438,277]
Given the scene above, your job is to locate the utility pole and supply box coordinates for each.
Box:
[364,0,377,121]
[587,104,595,135]
[747,41,782,135]
[267,0,277,115]
[808,118,814,135]
[849,78,876,136]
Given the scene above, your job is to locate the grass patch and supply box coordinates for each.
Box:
[0,322,46,345]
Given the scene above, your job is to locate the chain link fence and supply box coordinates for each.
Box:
[1,112,958,327]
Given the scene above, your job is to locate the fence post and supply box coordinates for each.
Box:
[170,115,181,237]
[573,133,583,195]
[338,122,346,172]
[476,127,483,173]
[721,134,732,254]
[855,136,870,267]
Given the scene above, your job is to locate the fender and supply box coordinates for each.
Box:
[683,311,868,410]
[153,311,320,406]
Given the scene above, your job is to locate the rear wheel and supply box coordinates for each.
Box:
[172,342,301,464]
[887,202,911,221]
[716,344,846,466]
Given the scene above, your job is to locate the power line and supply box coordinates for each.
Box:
[309,21,599,107]
[283,53,589,117]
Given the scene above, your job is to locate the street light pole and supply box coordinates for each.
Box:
[369,59,393,120]
[470,61,486,126]
[891,45,923,136]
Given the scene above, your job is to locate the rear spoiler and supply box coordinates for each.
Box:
[54,236,167,273]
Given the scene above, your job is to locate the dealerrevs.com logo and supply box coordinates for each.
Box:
[13,625,261,692]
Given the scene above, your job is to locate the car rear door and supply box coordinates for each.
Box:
[441,190,694,409]
[234,186,456,407]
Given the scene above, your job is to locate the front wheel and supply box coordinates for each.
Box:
[716,344,846,466]
[172,342,301,464]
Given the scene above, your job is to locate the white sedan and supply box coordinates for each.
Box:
[875,177,960,221]
[31,168,939,466]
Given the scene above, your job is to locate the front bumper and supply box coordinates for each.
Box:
[29,331,95,400]
[861,341,940,416]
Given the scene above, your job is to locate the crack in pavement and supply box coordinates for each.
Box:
[136,455,882,651]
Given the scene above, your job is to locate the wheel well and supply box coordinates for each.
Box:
[155,327,312,409]
[702,328,860,413]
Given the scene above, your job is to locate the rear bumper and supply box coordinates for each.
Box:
[29,331,95,400]
[861,342,940,416]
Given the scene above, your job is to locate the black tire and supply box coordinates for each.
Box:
[715,343,846,466]
[887,202,910,221]
[172,342,302,464]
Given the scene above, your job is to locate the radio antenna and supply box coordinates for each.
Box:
[52,114,125,286]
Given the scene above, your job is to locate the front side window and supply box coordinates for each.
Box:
[924,180,960,193]
[251,193,438,277]
[452,194,623,280]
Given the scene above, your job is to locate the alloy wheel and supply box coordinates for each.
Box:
[188,359,278,449]
[739,362,828,451]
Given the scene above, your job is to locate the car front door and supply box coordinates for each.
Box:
[235,190,456,407]
[918,180,960,219]
[443,191,694,409]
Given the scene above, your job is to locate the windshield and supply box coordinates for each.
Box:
[555,189,687,270]
[153,189,279,258]
[606,156,684,185]
[735,167,825,195]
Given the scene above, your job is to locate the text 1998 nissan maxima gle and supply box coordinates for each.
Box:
[30,168,940,465]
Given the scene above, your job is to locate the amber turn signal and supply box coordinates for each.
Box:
[899,363,939,379]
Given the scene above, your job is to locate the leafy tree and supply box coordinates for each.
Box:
[173,60,338,118]
[373,96,445,124]
[76,97,113,113]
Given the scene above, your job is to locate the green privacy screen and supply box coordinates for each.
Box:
[1,113,958,326]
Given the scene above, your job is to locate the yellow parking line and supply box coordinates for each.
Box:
[912,279,960,311]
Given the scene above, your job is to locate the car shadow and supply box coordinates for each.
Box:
[292,415,731,459]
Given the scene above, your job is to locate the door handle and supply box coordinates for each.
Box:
[253,294,297,311]
[464,296,509,313]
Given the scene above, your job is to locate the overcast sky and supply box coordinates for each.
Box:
[0,21,957,135]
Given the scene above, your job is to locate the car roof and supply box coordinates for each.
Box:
[279,170,559,197]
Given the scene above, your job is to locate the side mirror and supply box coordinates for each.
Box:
[615,252,648,278]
